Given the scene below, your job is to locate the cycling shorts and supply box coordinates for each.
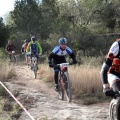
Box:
[108,73,120,87]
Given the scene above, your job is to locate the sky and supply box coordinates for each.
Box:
[0,0,15,17]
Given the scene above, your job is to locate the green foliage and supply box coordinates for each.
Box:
[3,0,120,57]
[0,17,10,47]
[11,0,41,33]
[0,85,8,97]
[0,47,7,59]
[39,0,59,39]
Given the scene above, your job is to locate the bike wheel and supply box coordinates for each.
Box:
[13,55,16,63]
[58,76,64,100]
[63,72,72,102]
[109,99,117,120]
[33,64,38,79]
[11,55,16,63]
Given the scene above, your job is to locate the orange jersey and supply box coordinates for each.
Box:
[108,58,120,73]
[24,43,28,52]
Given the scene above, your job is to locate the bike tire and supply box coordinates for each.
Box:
[63,72,72,102]
[58,74,64,100]
[109,99,117,120]
[13,55,16,63]
[33,64,38,79]
[10,55,16,63]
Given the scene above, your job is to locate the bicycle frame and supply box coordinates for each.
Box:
[59,71,65,90]
[28,54,38,78]
[59,66,68,90]
[57,63,71,102]
[9,51,16,63]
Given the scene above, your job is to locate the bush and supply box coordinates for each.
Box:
[0,47,7,59]
[0,85,8,97]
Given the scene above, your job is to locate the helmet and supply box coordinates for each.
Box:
[24,39,28,43]
[59,38,67,44]
[8,40,11,43]
[31,36,36,41]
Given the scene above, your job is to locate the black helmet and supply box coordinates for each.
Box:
[31,36,36,41]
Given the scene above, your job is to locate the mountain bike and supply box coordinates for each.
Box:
[109,90,120,120]
[28,54,38,79]
[9,51,17,63]
[56,63,72,102]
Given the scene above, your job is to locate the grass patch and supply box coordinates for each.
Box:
[0,61,16,81]
[38,64,53,82]
[0,85,8,97]
[76,92,111,105]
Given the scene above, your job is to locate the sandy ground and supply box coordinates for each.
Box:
[4,64,110,120]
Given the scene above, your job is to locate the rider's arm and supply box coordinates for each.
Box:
[48,52,54,62]
[5,44,10,53]
[69,53,77,64]
[66,46,77,64]
[36,41,42,54]
[21,44,25,53]
[100,41,119,88]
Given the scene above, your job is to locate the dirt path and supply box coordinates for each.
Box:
[5,64,110,120]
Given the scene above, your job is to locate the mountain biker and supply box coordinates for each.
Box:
[48,37,77,92]
[21,39,29,64]
[26,36,42,59]
[100,37,120,97]
[5,40,16,62]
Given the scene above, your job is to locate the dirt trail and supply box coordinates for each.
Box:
[5,64,110,120]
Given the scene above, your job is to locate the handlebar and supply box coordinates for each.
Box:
[8,50,16,55]
[113,90,120,98]
[49,62,74,68]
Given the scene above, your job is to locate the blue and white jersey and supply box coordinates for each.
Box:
[52,46,72,56]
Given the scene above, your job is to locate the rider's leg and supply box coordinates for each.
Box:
[25,53,28,64]
[26,56,28,64]
[54,69,59,84]
[9,54,12,61]
[54,66,60,91]
[35,51,39,62]
[112,80,120,91]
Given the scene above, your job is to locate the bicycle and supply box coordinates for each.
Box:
[109,90,120,120]
[9,51,17,63]
[28,54,38,79]
[56,63,72,102]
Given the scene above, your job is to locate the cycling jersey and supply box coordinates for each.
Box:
[100,38,120,85]
[48,45,76,64]
[106,40,120,76]
[21,43,28,53]
[52,46,72,55]
[6,44,16,52]
[26,41,42,54]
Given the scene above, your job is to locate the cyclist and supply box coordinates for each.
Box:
[21,39,29,64]
[5,40,16,62]
[100,37,120,98]
[26,36,42,59]
[48,37,77,92]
